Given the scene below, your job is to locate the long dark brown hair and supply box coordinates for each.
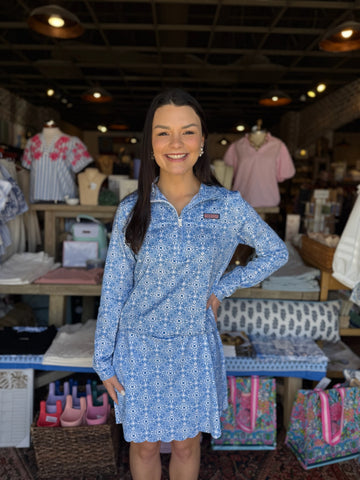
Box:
[125,88,220,254]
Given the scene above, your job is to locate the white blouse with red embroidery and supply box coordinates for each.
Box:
[22,133,93,203]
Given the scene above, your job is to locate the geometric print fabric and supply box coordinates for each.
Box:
[217,299,341,342]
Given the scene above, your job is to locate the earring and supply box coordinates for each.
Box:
[199,145,204,157]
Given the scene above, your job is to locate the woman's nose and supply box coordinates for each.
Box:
[169,133,183,147]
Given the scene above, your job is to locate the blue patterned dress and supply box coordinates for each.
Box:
[93,183,288,443]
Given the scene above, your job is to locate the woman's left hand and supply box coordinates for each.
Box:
[207,293,221,321]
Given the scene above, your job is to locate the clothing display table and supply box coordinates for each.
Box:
[0,282,319,327]
[0,350,327,430]
[29,204,117,259]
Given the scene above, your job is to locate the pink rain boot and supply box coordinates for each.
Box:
[60,394,86,427]
[86,393,110,425]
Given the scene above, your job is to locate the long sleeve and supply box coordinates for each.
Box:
[212,194,288,301]
[93,202,136,380]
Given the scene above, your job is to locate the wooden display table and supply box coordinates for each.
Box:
[30,204,117,260]
[0,283,102,327]
[0,283,319,328]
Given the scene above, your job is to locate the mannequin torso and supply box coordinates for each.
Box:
[248,130,267,150]
[42,126,63,147]
[78,168,106,205]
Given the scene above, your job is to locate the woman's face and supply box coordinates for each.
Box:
[152,104,204,180]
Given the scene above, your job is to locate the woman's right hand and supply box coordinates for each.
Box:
[102,375,125,405]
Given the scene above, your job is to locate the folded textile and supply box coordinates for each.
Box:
[262,278,320,292]
[34,267,103,284]
[249,335,328,363]
[0,325,57,354]
[0,252,58,284]
[262,242,320,292]
[42,320,96,367]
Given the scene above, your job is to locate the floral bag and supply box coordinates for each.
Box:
[285,385,360,469]
[212,375,276,450]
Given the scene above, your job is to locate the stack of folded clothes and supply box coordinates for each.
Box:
[42,319,96,367]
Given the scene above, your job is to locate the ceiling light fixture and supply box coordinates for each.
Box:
[235,124,246,132]
[81,87,113,103]
[28,5,84,39]
[259,88,291,106]
[307,90,316,98]
[46,88,55,97]
[319,20,360,52]
[316,83,327,93]
[109,124,129,131]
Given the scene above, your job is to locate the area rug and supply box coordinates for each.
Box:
[1,431,360,480]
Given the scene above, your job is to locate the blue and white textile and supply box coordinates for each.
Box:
[93,183,288,443]
[0,163,28,259]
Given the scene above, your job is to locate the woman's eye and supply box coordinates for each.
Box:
[158,131,168,136]
[184,130,195,135]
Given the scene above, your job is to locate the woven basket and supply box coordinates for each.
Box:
[31,409,119,478]
[300,236,336,271]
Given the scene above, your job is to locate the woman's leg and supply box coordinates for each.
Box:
[129,440,162,480]
[168,433,201,480]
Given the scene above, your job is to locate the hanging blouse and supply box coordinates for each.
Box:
[223,133,295,208]
[21,133,93,202]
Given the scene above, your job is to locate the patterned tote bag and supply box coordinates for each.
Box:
[285,385,360,469]
[212,375,277,450]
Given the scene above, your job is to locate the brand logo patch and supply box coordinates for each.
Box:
[203,213,220,219]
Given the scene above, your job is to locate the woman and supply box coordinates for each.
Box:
[93,88,288,480]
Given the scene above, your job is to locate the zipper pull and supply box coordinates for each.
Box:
[178,217,182,227]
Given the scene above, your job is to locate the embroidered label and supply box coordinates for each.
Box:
[203,213,220,219]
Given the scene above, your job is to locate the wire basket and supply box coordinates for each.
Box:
[31,409,119,478]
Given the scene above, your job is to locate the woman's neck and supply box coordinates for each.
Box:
[157,172,200,197]
[157,173,200,214]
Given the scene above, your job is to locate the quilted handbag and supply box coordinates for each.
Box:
[212,375,277,450]
[285,385,360,469]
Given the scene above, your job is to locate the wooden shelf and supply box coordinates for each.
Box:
[30,203,117,259]
[231,287,319,300]
[340,328,360,336]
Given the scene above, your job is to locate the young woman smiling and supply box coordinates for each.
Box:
[93,88,288,480]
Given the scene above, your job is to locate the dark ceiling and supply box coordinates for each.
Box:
[1,0,360,133]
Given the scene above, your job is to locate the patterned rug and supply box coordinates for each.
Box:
[1,431,360,479]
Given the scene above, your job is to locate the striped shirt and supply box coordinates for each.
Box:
[22,133,93,202]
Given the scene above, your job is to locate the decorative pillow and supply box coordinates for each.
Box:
[217,298,341,342]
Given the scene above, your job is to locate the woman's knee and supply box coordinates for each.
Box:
[171,434,201,461]
[131,441,161,462]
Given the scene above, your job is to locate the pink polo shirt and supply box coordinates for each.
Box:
[223,133,295,208]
